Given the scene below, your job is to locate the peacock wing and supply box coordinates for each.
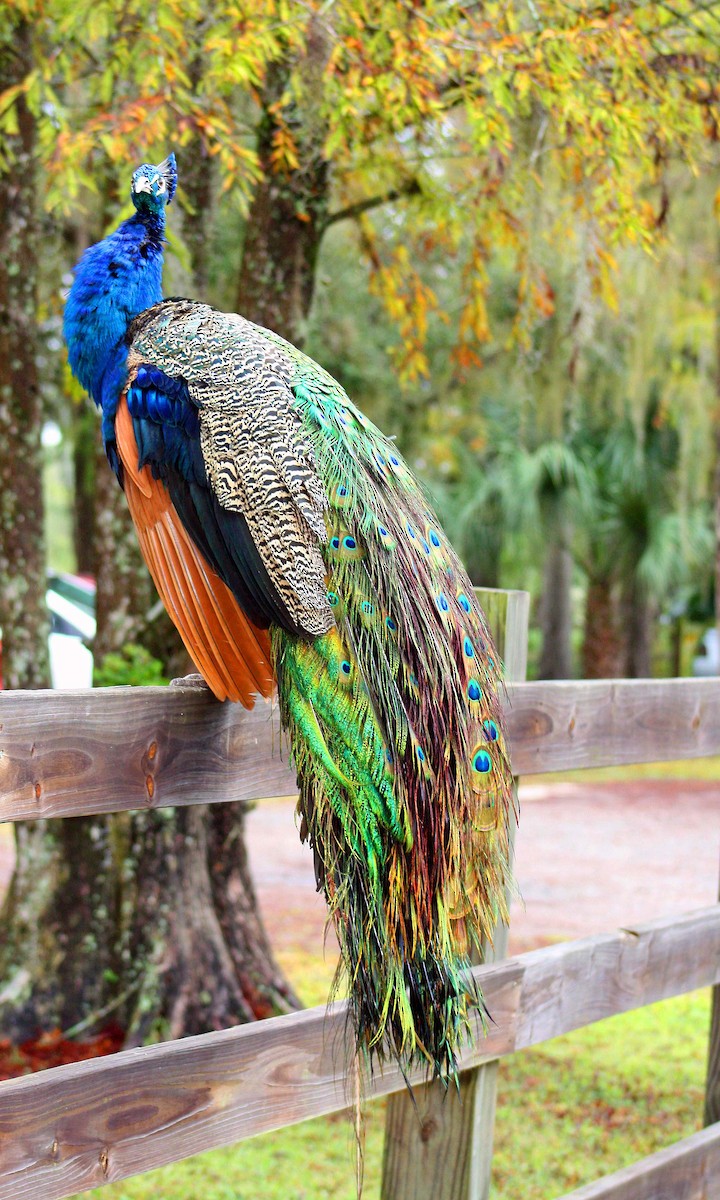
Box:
[114,396,274,706]
[125,300,333,642]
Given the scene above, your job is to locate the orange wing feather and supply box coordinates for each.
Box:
[114,395,274,706]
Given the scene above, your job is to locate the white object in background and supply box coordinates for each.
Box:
[45,588,96,641]
[48,632,93,689]
[692,628,719,677]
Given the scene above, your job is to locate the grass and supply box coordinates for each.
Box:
[525,755,720,786]
[492,990,709,1197]
[71,965,711,1200]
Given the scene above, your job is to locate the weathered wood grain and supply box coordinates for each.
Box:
[381,1077,478,1200]
[555,1122,720,1200]
[512,907,720,1049]
[0,907,717,1200]
[2,675,720,822]
[0,686,297,822]
[507,676,720,775]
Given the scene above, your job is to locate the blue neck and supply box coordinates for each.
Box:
[63,208,166,417]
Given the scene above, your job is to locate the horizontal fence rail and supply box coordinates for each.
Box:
[556,1122,720,1200]
[2,676,720,822]
[0,907,718,1200]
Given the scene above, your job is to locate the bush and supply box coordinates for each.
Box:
[93,643,168,688]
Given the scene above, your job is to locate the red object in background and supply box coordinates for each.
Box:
[0,1021,125,1081]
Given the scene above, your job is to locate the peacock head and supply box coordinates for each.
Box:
[130,153,177,213]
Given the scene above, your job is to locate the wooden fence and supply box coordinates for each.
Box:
[0,587,719,1200]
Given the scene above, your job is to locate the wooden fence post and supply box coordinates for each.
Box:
[380,587,529,1200]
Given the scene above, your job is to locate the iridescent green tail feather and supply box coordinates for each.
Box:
[272,361,514,1080]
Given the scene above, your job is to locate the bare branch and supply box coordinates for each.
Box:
[321,179,422,232]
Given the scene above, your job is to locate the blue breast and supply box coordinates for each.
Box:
[63,212,165,419]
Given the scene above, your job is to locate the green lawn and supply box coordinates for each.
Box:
[525,755,720,785]
[492,990,709,1197]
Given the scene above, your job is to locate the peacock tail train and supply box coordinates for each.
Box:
[266,335,514,1078]
[63,154,515,1082]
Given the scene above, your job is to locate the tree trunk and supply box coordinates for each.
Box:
[707,222,720,1128]
[0,24,55,1042]
[179,49,215,298]
[0,20,49,692]
[581,575,622,679]
[0,816,128,1040]
[715,215,720,659]
[123,802,300,1044]
[180,147,214,298]
[459,495,503,591]
[71,404,97,577]
[235,33,331,346]
[620,576,654,678]
[538,518,574,680]
[468,538,501,590]
[0,800,299,1043]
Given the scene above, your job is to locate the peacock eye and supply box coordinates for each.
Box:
[156,177,166,192]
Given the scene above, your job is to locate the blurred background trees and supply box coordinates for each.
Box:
[3,0,716,683]
[0,0,718,1039]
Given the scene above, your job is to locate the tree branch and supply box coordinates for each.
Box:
[321,179,422,232]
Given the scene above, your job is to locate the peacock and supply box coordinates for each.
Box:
[63,154,514,1081]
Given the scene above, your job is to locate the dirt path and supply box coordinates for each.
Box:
[507,779,719,951]
[243,779,720,959]
[1,779,718,959]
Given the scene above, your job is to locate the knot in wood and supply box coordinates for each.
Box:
[420,1115,438,1143]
